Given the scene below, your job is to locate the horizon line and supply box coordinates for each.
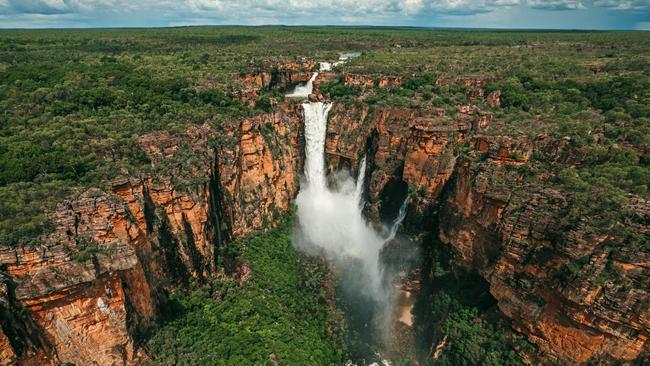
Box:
[0,24,646,32]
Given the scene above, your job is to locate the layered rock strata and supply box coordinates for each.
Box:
[0,103,304,365]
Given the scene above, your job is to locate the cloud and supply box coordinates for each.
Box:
[0,0,647,28]
[0,0,153,15]
[426,0,521,14]
[594,0,650,10]
[0,0,523,18]
[3,0,71,14]
[527,0,585,10]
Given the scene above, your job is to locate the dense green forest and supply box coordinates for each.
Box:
[1,28,648,251]
[145,218,347,365]
[0,28,646,245]
[414,238,530,366]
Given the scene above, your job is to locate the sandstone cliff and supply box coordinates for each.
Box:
[0,102,304,365]
[1,67,647,366]
[323,91,648,365]
[438,154,649,365]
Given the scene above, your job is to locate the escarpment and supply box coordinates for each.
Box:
[324,102,488,222]
[437,152,649,364]
[0,102,304,365]
[318,80,648,364]
[1,61,648,366]
[239,62,316,103]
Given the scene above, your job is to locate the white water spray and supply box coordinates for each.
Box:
[294,101,407,306]
[287,72,319,98]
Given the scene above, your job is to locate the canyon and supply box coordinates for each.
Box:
[1,64,648,366]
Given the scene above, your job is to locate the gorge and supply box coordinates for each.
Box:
[0,28,648,366]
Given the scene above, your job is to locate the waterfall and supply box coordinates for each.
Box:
[302,102,331,190]
[384,198,408,243]
[294,100,407,307]
[354,156,367,205]
[318,52,360,73]
[292,57,403,365]
[287,72,319,98]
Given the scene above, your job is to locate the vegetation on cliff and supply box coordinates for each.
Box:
[415,239,529,366]
[1,28,648,253]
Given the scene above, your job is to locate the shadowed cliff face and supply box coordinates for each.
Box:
[0,102,305,366]
[438,156,649,364]
[319,94,649,365]
[1,72,648,366]
[323,102,483,225]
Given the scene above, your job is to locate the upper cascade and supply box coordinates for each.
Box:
[319,52,360,72]
[287,72,319,98]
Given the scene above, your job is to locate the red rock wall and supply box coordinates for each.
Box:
[0,103,304,365]
[1,86,647,365]
[218,103,303,238]
[325,100,648,365]
[438,155,649,365]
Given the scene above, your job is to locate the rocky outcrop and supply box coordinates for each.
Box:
[0,189,154,365]
[324,102,488,222]
[402,118,459,206]
[236,62,316,107]
[216,103,303,238]
[436,76,496,88]
[324,96,648,365]
[486,90,501,107]
[0,102,304,365]
[437,151,649,365]
[239,62,316,103]
[0,329,16,366]
[342,74,401,93]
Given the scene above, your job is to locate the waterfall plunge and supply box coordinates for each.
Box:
[295,101,407,309]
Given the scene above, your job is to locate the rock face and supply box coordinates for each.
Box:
[343,74,401,91]
[322,97,648,365]
[324,102,487,221]
[0,189,154,365]
[216,103,303,238]
[0,103,304,365]
[437,153,649,364]
[239,62,316,103]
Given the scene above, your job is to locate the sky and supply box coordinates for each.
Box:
[0,0,648,30]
